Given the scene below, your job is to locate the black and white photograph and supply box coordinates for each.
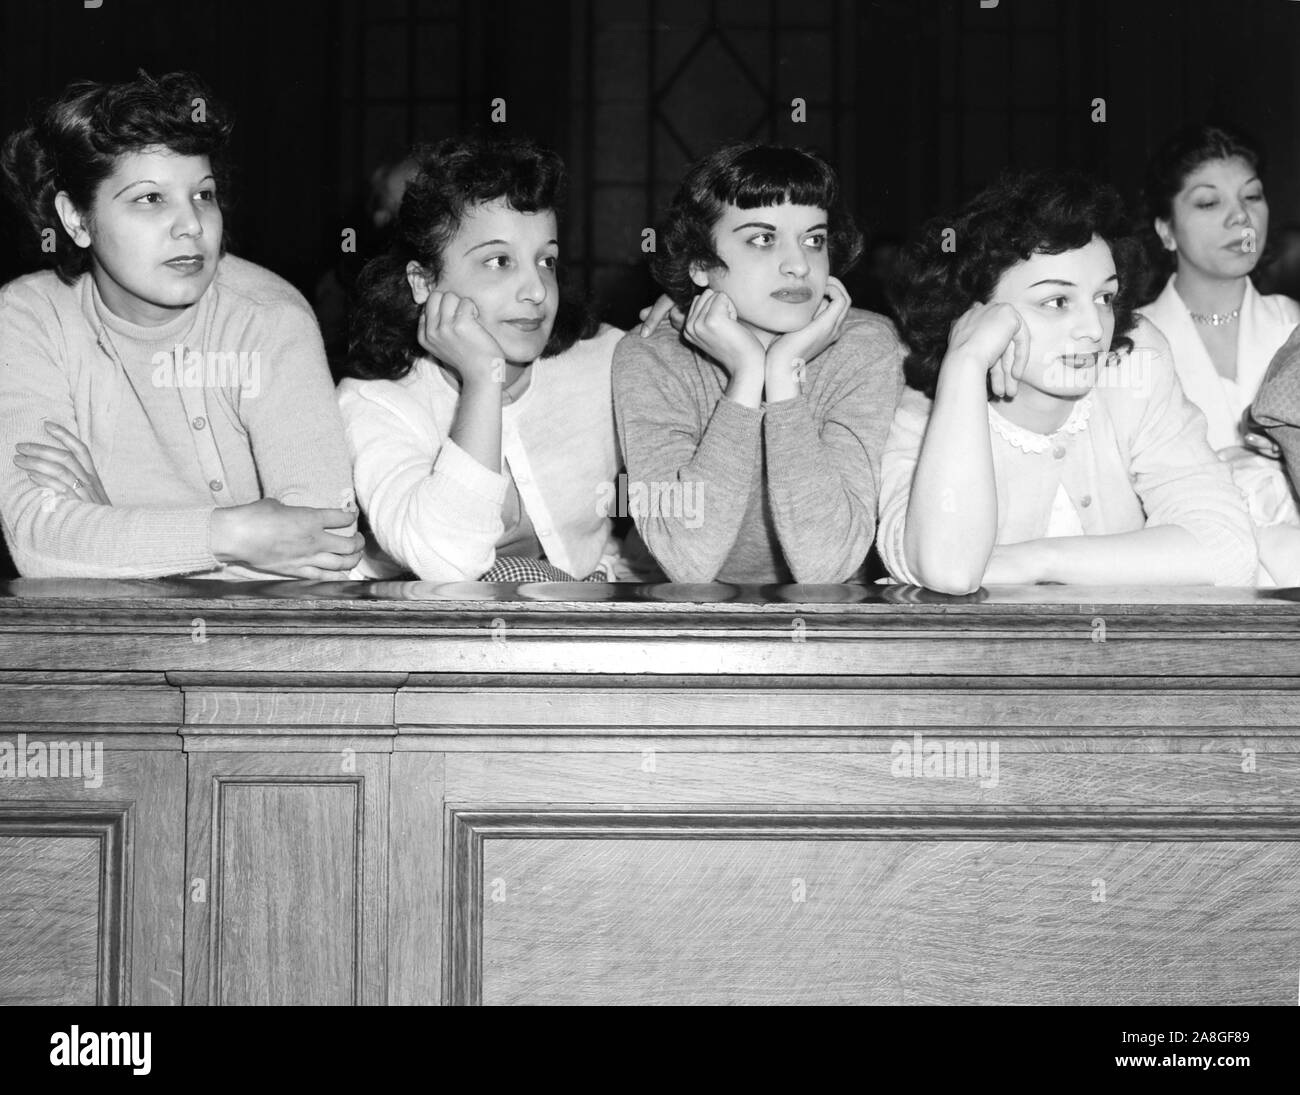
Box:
[0,0,1296,1068]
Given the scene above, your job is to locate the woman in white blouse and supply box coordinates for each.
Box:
[338,136,653,583]
[1140,123,1300,584]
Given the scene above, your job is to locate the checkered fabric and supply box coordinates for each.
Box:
[478,556,607,582]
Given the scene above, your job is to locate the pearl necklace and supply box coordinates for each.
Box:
[1188,307,1240,327]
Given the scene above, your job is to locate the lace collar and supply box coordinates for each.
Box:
[987,391,1093,454]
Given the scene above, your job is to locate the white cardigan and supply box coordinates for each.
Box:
[339,325,638,581]
[1142,275,1300,526]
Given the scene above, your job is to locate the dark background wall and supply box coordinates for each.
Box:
[3,0,1299,323]
[1,0,1298,580]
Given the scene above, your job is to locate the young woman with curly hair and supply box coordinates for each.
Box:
[339,135,654,582]
[0,71,362,579]
[878,169,1257,593]
[613,142,904,584]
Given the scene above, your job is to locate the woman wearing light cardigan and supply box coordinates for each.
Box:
[340,325,641,581]
[338,136,652,582]
[0,71,360,580]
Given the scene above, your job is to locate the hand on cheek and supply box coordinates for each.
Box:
[416,290,508,387]
[682,289,766,377]
[764,276,851,395]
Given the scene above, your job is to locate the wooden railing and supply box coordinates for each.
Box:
[2,579,1298,1005]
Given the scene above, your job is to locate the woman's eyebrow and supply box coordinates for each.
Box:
[112,178,158,198]
[802,222,830,232]
[1027,274,1118,289]
[112,174,216,199]
[464,238,512,254]
[732,221,776,232]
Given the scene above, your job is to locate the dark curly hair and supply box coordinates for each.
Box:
[650,142,864,308]
[0,70,233,284]
[1139,121,1266,298]
[346,135,596,381]
[890,169,1146,399]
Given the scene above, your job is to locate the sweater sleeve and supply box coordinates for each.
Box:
[240,298,357,515]
[1121,323,1258,585]
[875,386,932,586]
[611,327,762,582]
[338,377,507,581]
[0,287,219,578]
[1252,324,1300,497]
[763,318,905,582]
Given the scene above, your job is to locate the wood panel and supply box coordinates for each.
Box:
[183,753,390,1006]
[0,805,127,1005]
[0,747,185,1004]
[215,781,360,1005]
[447,808,1300,1006]
[441,750,1300,807]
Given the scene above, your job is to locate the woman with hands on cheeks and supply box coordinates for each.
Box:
[339,136,654,582]
[614,142,904,584]
[877,169,1258,594]
[0,71,362,579]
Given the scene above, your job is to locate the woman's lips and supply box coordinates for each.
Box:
[1059,353,1099,369]
[770,287,813,303]
[504,318,544,332]
[163,256,205,273]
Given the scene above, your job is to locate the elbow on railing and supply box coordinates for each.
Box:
[905,549,987,597]
[915,568,984,596]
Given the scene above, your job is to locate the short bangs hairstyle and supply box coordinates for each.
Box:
[890,169,1146,399]
[651,142,864,307]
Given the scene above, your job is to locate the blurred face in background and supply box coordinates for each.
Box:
[1156,156,1268,282]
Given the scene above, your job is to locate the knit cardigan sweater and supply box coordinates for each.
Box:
[0,255,357,578]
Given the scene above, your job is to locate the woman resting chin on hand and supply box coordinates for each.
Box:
[877,169,1258,594]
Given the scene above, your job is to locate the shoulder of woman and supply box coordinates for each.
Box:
[555,322,624,367]
[1137,274,1179,316]
[337,362,444,429]
[0,271,87,364]
[839,306,903,345]
[0,268,78,321]
[1096,316,1182,424]
[1258,288,1300,323]
[1124,312,1174,361]
[338,358,435,400]
[213,253,315,321]
[612,318,690,370]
